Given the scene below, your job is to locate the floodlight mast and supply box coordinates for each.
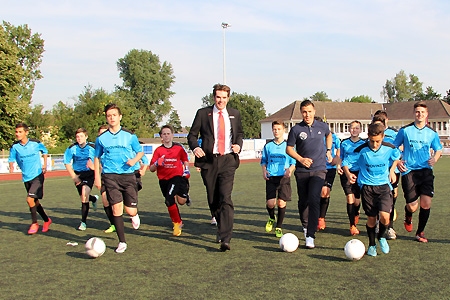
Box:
[221,22,231,84]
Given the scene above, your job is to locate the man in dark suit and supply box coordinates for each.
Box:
[188,84,244,251]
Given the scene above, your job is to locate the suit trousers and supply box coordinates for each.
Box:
[295,170,326,239]
[200,153,237,243]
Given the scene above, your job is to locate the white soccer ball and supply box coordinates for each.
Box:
[344,239,365,260]
[279,233,299,252]
[85,237,106,258]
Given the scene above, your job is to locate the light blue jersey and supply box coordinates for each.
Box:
[325,133,341,169]
[132,153,150,172]
[261,140,296,177]
[340,137,365,171]
[95,127,143,174]
[354,142,401,188]
[393,123,442,174]
[63,142,95,172]
[9,138,48,182]
[383,127,398,144]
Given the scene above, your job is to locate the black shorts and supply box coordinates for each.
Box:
[401,169,435,203]
[75,170,94,195]
[340,171,361,198]
[24,173,44,199]
[102,173,138,207]
[324,168,337,189]
[265,176,292,201]
[361,184,393,217]
[159,176,189,207]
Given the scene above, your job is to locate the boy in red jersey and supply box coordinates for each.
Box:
[150,125,191,236]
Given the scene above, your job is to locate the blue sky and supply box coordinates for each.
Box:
[3,0,450,125]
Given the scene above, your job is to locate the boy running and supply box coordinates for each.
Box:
[261,120,296,238]
[8,123,52,234]
[150,125,191,236]
[64,128,98,231]
[393,101,443,243]
[344,123,400,256]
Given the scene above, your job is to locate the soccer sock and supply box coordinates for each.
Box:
[30,206,38,223]
[113,216,126,243]
[36,204,49,222]
[347,203,355,226]
[104,206,115,225]
[276,206,286,228]
[378,222,387,240]
[89,195,97,203]
[405,205,413,218]
[354,202,361,216]
[266,205,275,220]
[389,196,397,228]
[81,202,90,223]
[366,224,376,246]
[416,208,430,235]
[319,197,330,218]
[168,204,182,224]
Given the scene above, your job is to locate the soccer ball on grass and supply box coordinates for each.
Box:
[85,237,106,258]
[279,233,299,252]
[344,239,365,260]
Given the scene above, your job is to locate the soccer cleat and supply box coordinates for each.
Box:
[131,214,140,230]
[91,195,98,210]
[104,224,116,233]
[28,223,39,235]
[78,222,87,231]
[415,232,428,243]
[265,218,275,232]
[275,227,283,238]
[115,242,127,253]
[42,218,52,233]
[210,217,217,226]
[367,245,377,257]
[354,214,360,225]
[173,222,182,236]
[379,237,390,254]
[305,236,315,249]
[404,215,413,232]
[350,225,360,236]
[318,218,326,230]
[386,228,397,240]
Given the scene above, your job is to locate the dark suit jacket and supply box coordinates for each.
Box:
[188,105,244,169]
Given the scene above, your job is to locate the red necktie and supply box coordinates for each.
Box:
[218,111,225,155]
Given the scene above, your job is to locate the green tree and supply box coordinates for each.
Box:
[0,25,25,149]
[415,86,441,101]
[308,91,332,102]
[2,21,44,104]
[25,104,53,139]
[51,101,76,143]
[382,70,423,102]
[116,49,175,130]
[200,91,266,138]
[167,110,182,132]
[346,95,374,103]
[444,90,450,104]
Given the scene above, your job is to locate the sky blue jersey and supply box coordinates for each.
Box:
[354,142,401,188]
[63,142,95,172]
[340,137,365,171]
[94,127,143,174]
[393,123,443,174]
[9,138,48,182]
[325,133,341,169]
[260,140,296,177]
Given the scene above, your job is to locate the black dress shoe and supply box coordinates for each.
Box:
[220,242,230,251]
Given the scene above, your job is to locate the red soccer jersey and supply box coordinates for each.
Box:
[151,143,188,180]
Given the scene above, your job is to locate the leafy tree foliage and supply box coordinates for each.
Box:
[415,86,442,101]
[444,90,450,104]
[306,91,332,102]
[382,70,423,102]
[167,110,182,132]
[117,49,175,130]
[345,95,374,103]
[200,91,266,138]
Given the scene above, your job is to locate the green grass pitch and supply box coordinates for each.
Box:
[1,160,450,299]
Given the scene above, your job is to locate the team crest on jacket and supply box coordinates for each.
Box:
[299,132,308,140]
